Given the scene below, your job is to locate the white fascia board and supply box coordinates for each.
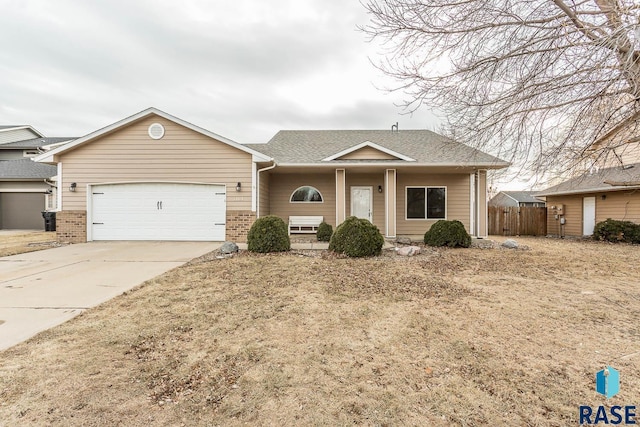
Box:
[252,153,272,162]
[41,139,75,151]
[33,107,272,163]
[537,185,640,197]
[322,141,416,162]
[277,161,511,169]
[251,162,257,212]
[34,152,55,163]
[57,162,62,211]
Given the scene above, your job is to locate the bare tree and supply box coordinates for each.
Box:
[362,0,640,177]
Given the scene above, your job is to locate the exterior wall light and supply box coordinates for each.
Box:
[378,185,383,193]
[69,182,77,192]
[236,182,242,192]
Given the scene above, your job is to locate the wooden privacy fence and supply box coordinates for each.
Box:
[488,206,547,236]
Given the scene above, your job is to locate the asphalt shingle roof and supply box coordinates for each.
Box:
[0,137,75,150]
[253,130,508,167]
[502,191,545,203]
[0,159,57,179]
[537,163,640,196]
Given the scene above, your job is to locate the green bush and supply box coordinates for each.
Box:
[247,215,291,253]
[424,220,471,248]
[316,221,333,242]
[593,218,640,243]
[329,216,384,257]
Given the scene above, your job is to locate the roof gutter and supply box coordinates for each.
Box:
[274,162,510,169]
[537,185,640,197]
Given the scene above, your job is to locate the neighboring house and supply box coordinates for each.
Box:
[34,108,509,243]
[0,125,74,229]
[488,191,546,208]
[583,139,640,170]
[537,163,640,237]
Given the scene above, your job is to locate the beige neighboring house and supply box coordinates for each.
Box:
[34,108,509,243]
[537,163,640,237]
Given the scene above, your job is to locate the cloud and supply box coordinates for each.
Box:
[0,0,438,142]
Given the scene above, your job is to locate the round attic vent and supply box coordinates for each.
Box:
[148,123,165,140]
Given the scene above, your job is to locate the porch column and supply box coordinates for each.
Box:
[385,169,396,238]
[477,170,488,237]
[335,169,346,226]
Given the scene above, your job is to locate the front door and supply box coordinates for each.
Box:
[583,196,596,236]
[351,186,373,222]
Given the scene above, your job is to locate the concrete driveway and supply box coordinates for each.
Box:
[0,241,219,351]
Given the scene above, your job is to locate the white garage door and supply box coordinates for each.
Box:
[91,183,226,241]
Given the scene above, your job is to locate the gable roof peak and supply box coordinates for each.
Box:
[34,107,271,163]
[322,140,415,162]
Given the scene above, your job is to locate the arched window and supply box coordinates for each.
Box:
[290,186,324,203]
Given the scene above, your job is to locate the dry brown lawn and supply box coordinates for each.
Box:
[1,237,639,426]
[0,231,58,257]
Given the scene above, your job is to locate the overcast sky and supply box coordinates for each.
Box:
[0,0,442,143]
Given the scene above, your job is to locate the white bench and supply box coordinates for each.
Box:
[288,216,323,235]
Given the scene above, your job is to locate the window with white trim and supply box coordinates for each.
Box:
[290,186,324,203]
[406,187,446,219]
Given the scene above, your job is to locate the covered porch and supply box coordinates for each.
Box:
[257,165,489,238]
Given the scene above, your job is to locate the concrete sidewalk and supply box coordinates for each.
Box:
[0,241,218,351]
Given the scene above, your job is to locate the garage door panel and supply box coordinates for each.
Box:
[91,183,226,241]
[0,193,46,230]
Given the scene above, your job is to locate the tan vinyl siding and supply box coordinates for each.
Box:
[345,173,386,231]
[547,191,640,237]
[269,173,336,227]
[396,172,470,235]
[545,195,583,236]
[614,142,640,166]
[259,171,270,216]
[58,115,253,211]
[339,147,399,160]
[596,191,640,223]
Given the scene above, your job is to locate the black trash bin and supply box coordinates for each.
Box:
[42,211,57,232]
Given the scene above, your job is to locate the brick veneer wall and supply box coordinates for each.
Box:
[56,210,87,243]
[226,210,256,242]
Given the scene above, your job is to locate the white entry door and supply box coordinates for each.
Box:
[583,196,596,236]
[91,183,226,241]
[351,186,373,222]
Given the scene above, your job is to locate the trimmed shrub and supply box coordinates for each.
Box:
[329,216,384,257]
[247,215,291,253]
[593,218,640,244]
[424,220,471,248]
[316,221,333,242]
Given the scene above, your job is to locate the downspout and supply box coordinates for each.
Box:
[257,160,277,217]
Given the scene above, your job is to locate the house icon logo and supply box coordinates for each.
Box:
[596,366,620,399]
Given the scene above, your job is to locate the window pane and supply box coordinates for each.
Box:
[291,186,323,202]
[427,187,446,219]
[406,188,426,219]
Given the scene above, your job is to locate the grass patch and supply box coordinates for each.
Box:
[1,237,639,425]
[0,232,58,257]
